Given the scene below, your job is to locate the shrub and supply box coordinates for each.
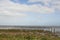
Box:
[41,37,47,40]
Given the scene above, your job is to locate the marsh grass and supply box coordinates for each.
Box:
[0,29,60,40]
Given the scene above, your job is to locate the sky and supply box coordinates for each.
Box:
[0,0,60,26]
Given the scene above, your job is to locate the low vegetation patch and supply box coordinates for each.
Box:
[0,29,60,40]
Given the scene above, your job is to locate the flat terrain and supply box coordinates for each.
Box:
[0,29,60,40]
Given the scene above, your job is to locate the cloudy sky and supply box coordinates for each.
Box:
[0,0,60,26]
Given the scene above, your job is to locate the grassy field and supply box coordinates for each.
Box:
[0,29,60,40]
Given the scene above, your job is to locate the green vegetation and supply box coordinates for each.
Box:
[0,29,59,40]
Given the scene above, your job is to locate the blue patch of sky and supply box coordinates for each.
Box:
[10,0,52,8]
[10,0,44,6]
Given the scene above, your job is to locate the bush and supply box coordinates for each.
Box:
[25,36,33,40]
[41,37,47,40]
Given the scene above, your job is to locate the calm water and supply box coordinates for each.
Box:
[0,26,60,32]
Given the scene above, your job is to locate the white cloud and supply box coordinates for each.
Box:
[51,0,60,10]
[29,0,60,10]
[0,0,27,17]
[28,0,41,2]
[28,0,51,6]
[0,0,54,17]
